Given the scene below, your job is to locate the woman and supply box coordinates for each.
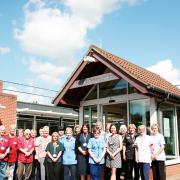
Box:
[106,124,122,180]
[151,123,166,180]
[74,125,81,138]
[76,124,92,180]
[46,132,63,180]
[135,125,153,180]
[62,127,77,180]
[123,124,139,180]
[17,129,35,180]
[87,128,106,180]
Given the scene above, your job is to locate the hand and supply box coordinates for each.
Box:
[25,152,31,157]
[110,153,115,160]
[82,150,87,156]
[123,155,126,161]
[53,158,58,162]
[0,153,6,159]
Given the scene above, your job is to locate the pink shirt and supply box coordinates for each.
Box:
[0,136,10,162]
[36,135,51,159]
[18,137,35,163]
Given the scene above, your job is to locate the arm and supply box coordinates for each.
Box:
[88,149,98,163]
[123,145,126,161]
[97,146,107,163]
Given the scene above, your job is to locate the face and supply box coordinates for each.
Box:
[9,126,16,136]
[0,129,5,137]
[18,130,24,137]
[139,126,146,135]
[82,126,88,133]
[110,125,116,134]
[120,127,127,135]
[43,130,49,138]
[129,127,135,134]
[59,130,64,136]
[75,127,81,135]
[25,132,31,139]
[39,129,43,136]
[96,122,102,130]
[52,134,58,142]
[31,130,37,138]
[66,130,73,138]
[152,126,158,134]
[93,131,100,139]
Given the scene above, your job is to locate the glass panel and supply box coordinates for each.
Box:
[85,85,97,100]
[128,83,140,94]
[162,109,175,156]
[130,99,150,132]
[177,108,180,156]
[99,78,127,98]
[83,106,97,131]
[103,103,127,130]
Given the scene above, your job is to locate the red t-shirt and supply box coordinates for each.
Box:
[6,135,18,162]
[0,136,10,162]
[18,137,35,163]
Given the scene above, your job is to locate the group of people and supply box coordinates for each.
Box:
[0,121,166,180]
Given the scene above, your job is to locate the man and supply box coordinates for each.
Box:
[0,125,10,179]
[6,124,18,180]
[17,129,35,180]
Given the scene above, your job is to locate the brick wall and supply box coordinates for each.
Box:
[0,81,17,133]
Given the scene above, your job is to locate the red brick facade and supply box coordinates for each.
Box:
[0,81,17,132]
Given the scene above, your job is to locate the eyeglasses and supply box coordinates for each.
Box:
[25,133,31,135]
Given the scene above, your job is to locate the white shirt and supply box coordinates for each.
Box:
[135,134,152,163]
[151,132,166,161]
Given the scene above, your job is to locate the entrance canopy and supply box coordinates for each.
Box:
[53,45,180,107]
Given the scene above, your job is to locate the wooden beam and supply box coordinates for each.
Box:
[92,52,149,94]
[70,72,119,89]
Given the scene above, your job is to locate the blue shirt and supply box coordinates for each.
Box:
[87,137,105,164]
[62,137,77,165]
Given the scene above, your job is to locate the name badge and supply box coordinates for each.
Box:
[83,143,87,147]
[13,142,17,144]
[0,147,5,150]
[53,154,57,158]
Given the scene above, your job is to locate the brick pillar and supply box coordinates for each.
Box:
[0,81,3,93]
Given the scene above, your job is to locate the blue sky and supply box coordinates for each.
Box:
[0,0,180,104]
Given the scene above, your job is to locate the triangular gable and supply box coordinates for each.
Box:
[53,45,180,107]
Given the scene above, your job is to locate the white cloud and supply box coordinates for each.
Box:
[0,47,10,55]
[26,58,67,85]
[146,59,180,85]
[14,0,143,64]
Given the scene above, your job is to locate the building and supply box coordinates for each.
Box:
[17,101,78,134]
[0,80,17,131]
[53,45,180,168]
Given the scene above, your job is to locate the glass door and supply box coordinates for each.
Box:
[103,103,127,130]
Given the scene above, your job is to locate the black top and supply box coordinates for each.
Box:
[123,133,138,160]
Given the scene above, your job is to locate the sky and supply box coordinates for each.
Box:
[0,0,180,105]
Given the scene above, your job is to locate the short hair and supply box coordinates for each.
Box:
[119,125,127,131]
[93,128,100,134]
[128,124,136,130]
[66,127,73,134]
[24,129,31,135]
[0,125,6,131]
[151,123,160,130]
[43,126,49,132]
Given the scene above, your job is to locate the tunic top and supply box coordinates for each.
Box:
[106,134,122,168]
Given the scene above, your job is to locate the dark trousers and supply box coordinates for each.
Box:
[139,163,150,180]
[89,164,103,180]
[125,159,139,180]
[152,160,166,180]
[64,164,77,180]
[46,161,62,180]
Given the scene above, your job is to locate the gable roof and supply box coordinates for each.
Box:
[53,45,180,107]
[91,45,180,97]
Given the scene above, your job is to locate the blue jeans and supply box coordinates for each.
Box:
[139,162,150,180]
[0,161,8,179]
[64,164,77,180]
[89,164,103,180]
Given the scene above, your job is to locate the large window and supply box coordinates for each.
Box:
[130,99,150,131]
[99,78,127,98]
